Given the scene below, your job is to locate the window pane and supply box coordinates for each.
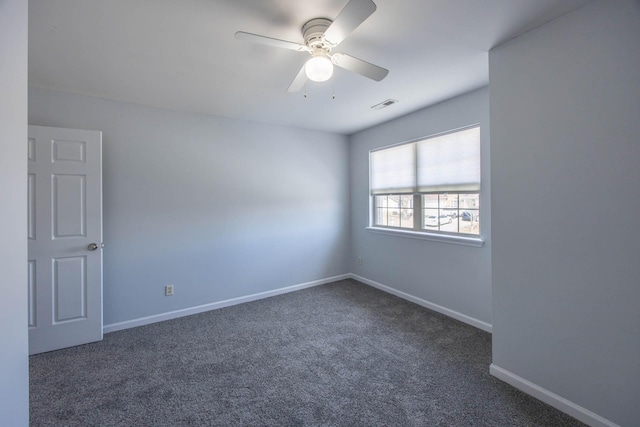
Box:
[459,209,480,235]
[440,193,458,209]
[388,209,400,227]
[400,195,413,209]
[460,193,479,209]
[386,195,398,227]
[423,194,438,209]
[399,195,414,229]
[374,196,387,226]
[388,195,400,209]
[375,207,387,226]
[441,209,458,233]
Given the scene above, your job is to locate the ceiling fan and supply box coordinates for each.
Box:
[235,0,389,92]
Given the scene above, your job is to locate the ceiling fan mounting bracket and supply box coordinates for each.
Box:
[302,18,334,51]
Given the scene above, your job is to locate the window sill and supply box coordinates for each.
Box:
[366,227,484,247]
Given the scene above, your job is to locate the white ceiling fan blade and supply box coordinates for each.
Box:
[331,52,388,81]
[235,31,309,52]
[287,64,308,92]
[323,0,377,46]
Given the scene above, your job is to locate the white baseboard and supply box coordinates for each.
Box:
[349,274,492,333]
[105,273,491,335]
[490,364,620,427]
[103,274,350,333]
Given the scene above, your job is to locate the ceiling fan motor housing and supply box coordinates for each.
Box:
[302,18,334,51]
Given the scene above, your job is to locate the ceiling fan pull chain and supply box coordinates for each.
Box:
[304,81,308,98]
[332,74,336,99]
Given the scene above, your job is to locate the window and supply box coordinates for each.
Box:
[370,126,481,237]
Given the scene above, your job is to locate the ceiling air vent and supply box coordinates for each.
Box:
[371,99,399,110]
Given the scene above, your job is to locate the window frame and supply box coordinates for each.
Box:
[368,125,484,247]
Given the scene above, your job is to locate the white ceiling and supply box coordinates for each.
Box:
[29,0,590,135]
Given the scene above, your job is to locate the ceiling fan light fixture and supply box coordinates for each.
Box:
[305,55,333,82]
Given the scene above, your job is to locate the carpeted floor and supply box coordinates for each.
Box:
[30,279,585,426]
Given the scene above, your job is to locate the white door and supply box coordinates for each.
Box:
[28,125,103,355]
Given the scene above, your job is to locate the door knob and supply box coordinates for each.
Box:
[87,243,99,251]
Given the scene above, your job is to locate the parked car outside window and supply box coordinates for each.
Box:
[425,214,452,227]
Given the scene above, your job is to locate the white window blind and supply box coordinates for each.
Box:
[370,126,480,195]
[370,143,416,194]
[417,127,480,192]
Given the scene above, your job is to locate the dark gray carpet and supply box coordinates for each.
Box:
[30,279,585,426]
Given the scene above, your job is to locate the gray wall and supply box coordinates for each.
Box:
[490,1,640,425]
[0,0,29,424]
[29,87,350,326]
[349,87,492,327]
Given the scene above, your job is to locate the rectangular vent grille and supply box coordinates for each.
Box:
[371,99,399,110]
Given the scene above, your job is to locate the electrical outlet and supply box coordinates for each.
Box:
[165,284,174,296]
[357,257,363,265]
